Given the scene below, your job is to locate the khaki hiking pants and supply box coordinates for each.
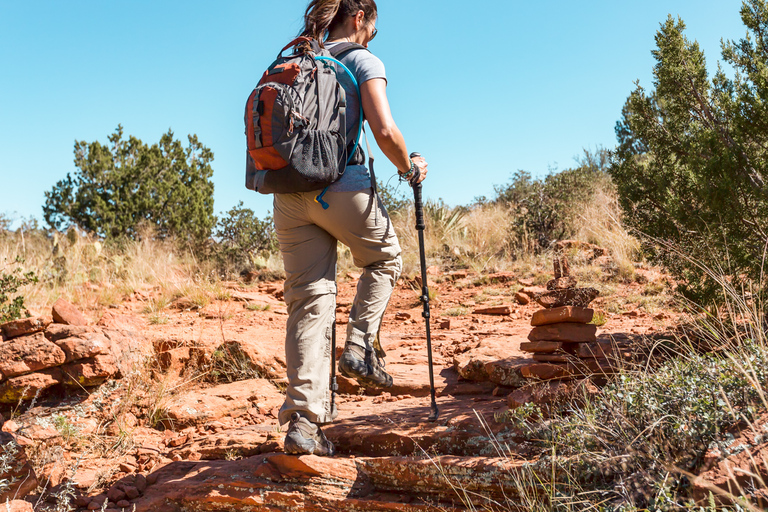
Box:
[274,188,402,425]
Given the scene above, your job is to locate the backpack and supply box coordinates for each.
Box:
[245,37,366,194]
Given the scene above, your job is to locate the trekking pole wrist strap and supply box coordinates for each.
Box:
[400,159,419,183]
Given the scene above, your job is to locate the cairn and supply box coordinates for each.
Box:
[519,256,623,380]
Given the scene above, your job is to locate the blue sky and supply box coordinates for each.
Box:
[0,0,747,226]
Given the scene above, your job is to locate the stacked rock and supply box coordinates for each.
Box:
[519,256,617,379]
[0,298,119,403]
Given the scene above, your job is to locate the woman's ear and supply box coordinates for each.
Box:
[354,9,365,30]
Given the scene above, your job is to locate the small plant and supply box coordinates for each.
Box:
[0,257,38,323]
[53,414,79,443]
[445,307,469,317]
[148,313,170,325]
[589,310,607,326]
[247,303,271,312]
[207,344,262,383]
[142,296,171,314]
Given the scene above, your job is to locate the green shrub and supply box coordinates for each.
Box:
[213,201,277,277]
[0,257,37,323]
[493,148,613,251]
[611,1,768,304]
[507,339,768,509]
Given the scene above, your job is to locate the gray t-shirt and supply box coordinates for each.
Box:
[325,43,386,192]
[249,44,386,194]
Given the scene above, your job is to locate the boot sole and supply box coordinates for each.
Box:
[339,363,393,389]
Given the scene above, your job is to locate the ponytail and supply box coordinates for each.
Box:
[301,0,378,45]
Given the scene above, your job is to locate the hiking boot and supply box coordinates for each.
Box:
[338,342,393,388]
[284,413,335,456]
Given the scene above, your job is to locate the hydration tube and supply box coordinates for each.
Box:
[315,56,364,165]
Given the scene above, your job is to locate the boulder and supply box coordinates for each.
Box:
[484,358,530,387]
[514,292,530,305]
[0,333,66,379]
[0,432,38,502]
[51,298,89,326]
[534,288,599,309]
[531,306,594,326]
[60,355,119,387]
[0,368,64,403]
[1,316,52,340]
[452,338,510,381]
[211,339,287,380]
[43,323,94,342]
[528,323,597,343]
[54,332,111,362]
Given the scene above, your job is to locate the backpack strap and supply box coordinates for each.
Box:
[328,42,367,59]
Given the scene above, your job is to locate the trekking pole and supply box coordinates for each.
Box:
[410,152,439,422]
[331,319,338,417]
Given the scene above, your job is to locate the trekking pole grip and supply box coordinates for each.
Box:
[410,152,425,231]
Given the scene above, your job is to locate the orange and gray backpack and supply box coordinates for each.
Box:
[245,37,366,194]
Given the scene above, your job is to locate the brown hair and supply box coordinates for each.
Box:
[301,0,378,44]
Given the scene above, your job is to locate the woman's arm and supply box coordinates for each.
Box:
[360,78,427,183]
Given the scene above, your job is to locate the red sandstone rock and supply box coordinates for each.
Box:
[483,358,529,387]
[3,501,33,512]
[0,332,66,379]
[531,306,594,326]
[0,368,64,403]
[534,288,600,309]
[55,332,110,362]
[44,323,94,342]
[51,298,89,326]
[508,379,598,409]
[546,276,578,290]
[532,354,571,363]
[519,363,571,380]
[519,341,572,353]
[514,292,530,305]
[693,414,768,507]
[0,432,38,502]
[528,323,597,343]
[452,338,511,381]
[157,347,192,376]
[163,379,284,427]
[487,272,516,284]
[473,305,513,315]
[553,256,571,278]
[1,316,52,340]
[212,339,287,380]
[438,318,451,329]
[60,354,119,387]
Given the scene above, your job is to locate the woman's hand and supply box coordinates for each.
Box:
[411,155,428,184]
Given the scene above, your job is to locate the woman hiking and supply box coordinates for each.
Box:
[250,0,428,456]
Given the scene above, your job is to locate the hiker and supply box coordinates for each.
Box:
[247,0,428,456]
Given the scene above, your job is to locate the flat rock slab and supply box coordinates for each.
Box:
[52,298,89,326]
[534,288,599,309]
[169,425,282,460]
[519,341,573,354]
[473,305,513,315]
[528,323,597,343]
[326,394,515,457]
[1,316,51,340]
[0,332,66,379]
[337,364,495,398]
[531,306,594,326]
[164,379,284,428]
[130,452,530,512]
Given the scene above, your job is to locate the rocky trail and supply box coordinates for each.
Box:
[0,254,684,511]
